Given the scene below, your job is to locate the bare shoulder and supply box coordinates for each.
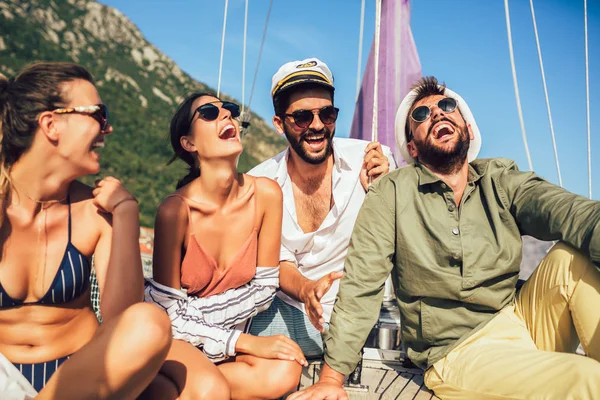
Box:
[251,175,283,203]
[156,194,189,225]
[69,180,103,222]
[70,180,94,201]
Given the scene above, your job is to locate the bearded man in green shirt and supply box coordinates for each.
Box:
[289,76,600,400]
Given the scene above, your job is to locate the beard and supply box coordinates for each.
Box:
[284,125,335,165]
[414,119,470,175]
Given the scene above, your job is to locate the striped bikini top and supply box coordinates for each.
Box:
[0,196,92,308]
[169,190,258,298]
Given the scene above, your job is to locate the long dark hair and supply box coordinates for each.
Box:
[0,62,95,221]
[168,92,217,189]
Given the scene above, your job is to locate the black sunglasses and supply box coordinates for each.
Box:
[190,101,240,124]
[53,104,109,131]
[410,97,457,122]
[284,106,339,129]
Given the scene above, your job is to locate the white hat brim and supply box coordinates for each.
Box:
[395,87,482,165]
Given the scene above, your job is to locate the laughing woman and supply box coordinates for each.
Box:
[144,92,304,400]
[0,62,171,399]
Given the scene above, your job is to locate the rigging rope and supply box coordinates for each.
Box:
[246,0,273,116]
[217,0,229,97]
[503,0,533,171]
[529,0,562,186]
[241,0,249,115]
[243,0,274,134]
[356,0,366,100]
[371,0,382,143]
[585,0,592,198]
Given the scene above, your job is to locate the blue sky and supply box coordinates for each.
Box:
[99,0,599,199]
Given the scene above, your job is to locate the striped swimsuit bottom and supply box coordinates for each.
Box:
[13,355,70,392]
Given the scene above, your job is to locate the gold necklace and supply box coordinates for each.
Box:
[11,184,68,296]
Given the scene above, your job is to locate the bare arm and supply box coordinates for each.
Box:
[235,177,307,366]
[255,176,283,268]
[278,260,308,302]
[92,177,143,321]
[152,196,188,289]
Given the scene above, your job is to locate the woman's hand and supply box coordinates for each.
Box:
[236,333,308,366]
[92,176,138,214]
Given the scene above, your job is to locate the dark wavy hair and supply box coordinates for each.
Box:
[167,92,217,189]
[405,76,446,141]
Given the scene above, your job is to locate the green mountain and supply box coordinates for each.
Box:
[0,0,286,226]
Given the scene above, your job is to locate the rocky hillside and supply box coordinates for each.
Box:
[0,0,286,226]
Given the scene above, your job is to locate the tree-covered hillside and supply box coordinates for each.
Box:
[0,0,286,226]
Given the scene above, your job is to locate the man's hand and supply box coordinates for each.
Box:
[288,364,348,400]
[299,271,343,332]
[287,379,349,400]
[360,141,390,191]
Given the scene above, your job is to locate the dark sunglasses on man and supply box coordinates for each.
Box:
[53,104,109,131]
[410,97,458,123]
[284,106,339,129]
[190,101,240,124]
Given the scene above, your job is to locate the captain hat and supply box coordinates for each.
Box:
[271,57,334,98]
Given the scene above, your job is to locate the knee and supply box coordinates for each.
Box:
[263,360,302,397]
[180,373,230,400]
[542,242,594,279]
[122,303,172,360]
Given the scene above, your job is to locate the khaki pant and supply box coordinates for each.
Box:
[424,243,600,400]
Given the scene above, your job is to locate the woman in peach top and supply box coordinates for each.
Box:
[144,92,304,400]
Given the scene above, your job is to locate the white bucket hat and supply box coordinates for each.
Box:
[395,86,482,164]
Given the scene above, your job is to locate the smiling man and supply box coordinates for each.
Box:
[248,58,395,358]
[292,76,600,400]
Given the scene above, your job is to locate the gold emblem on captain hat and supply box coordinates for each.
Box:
[296,61,317,69]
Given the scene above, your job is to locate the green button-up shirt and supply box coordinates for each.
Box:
[324,158,600,374]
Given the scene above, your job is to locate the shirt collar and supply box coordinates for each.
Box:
[273,138,353,185]
[332,138,354,173]
[415,161,484,187]
[273,147,291,186]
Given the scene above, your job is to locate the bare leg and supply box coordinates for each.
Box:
[219,355,302,400]
[137,373,179,400]
[146,339,230,400]
[37,302,172,400]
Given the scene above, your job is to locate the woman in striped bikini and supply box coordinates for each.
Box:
[0,62,171,398]
[144,92,304,399]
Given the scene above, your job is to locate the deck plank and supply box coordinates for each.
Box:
[294,353,439,400]
[299,363,315,391]
[379,372,412,400]
[396,373,424,400]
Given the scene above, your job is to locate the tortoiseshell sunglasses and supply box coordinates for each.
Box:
[53,104,109,131]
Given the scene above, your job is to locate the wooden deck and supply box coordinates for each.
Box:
[296,349,439,400]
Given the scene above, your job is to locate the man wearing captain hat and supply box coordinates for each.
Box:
[291,76,600,399]
[248,57,396,358]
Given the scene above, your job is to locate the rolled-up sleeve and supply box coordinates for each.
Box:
[144,266,280,363]
[324,186,396,375]
[280,242,296,264]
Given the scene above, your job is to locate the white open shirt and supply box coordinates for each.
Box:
[248,138,396,321]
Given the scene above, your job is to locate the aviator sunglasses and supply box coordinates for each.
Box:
[190,101,240,124]
[53,104,109,131]
[410,97,458,122]
[284,106,339,129]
